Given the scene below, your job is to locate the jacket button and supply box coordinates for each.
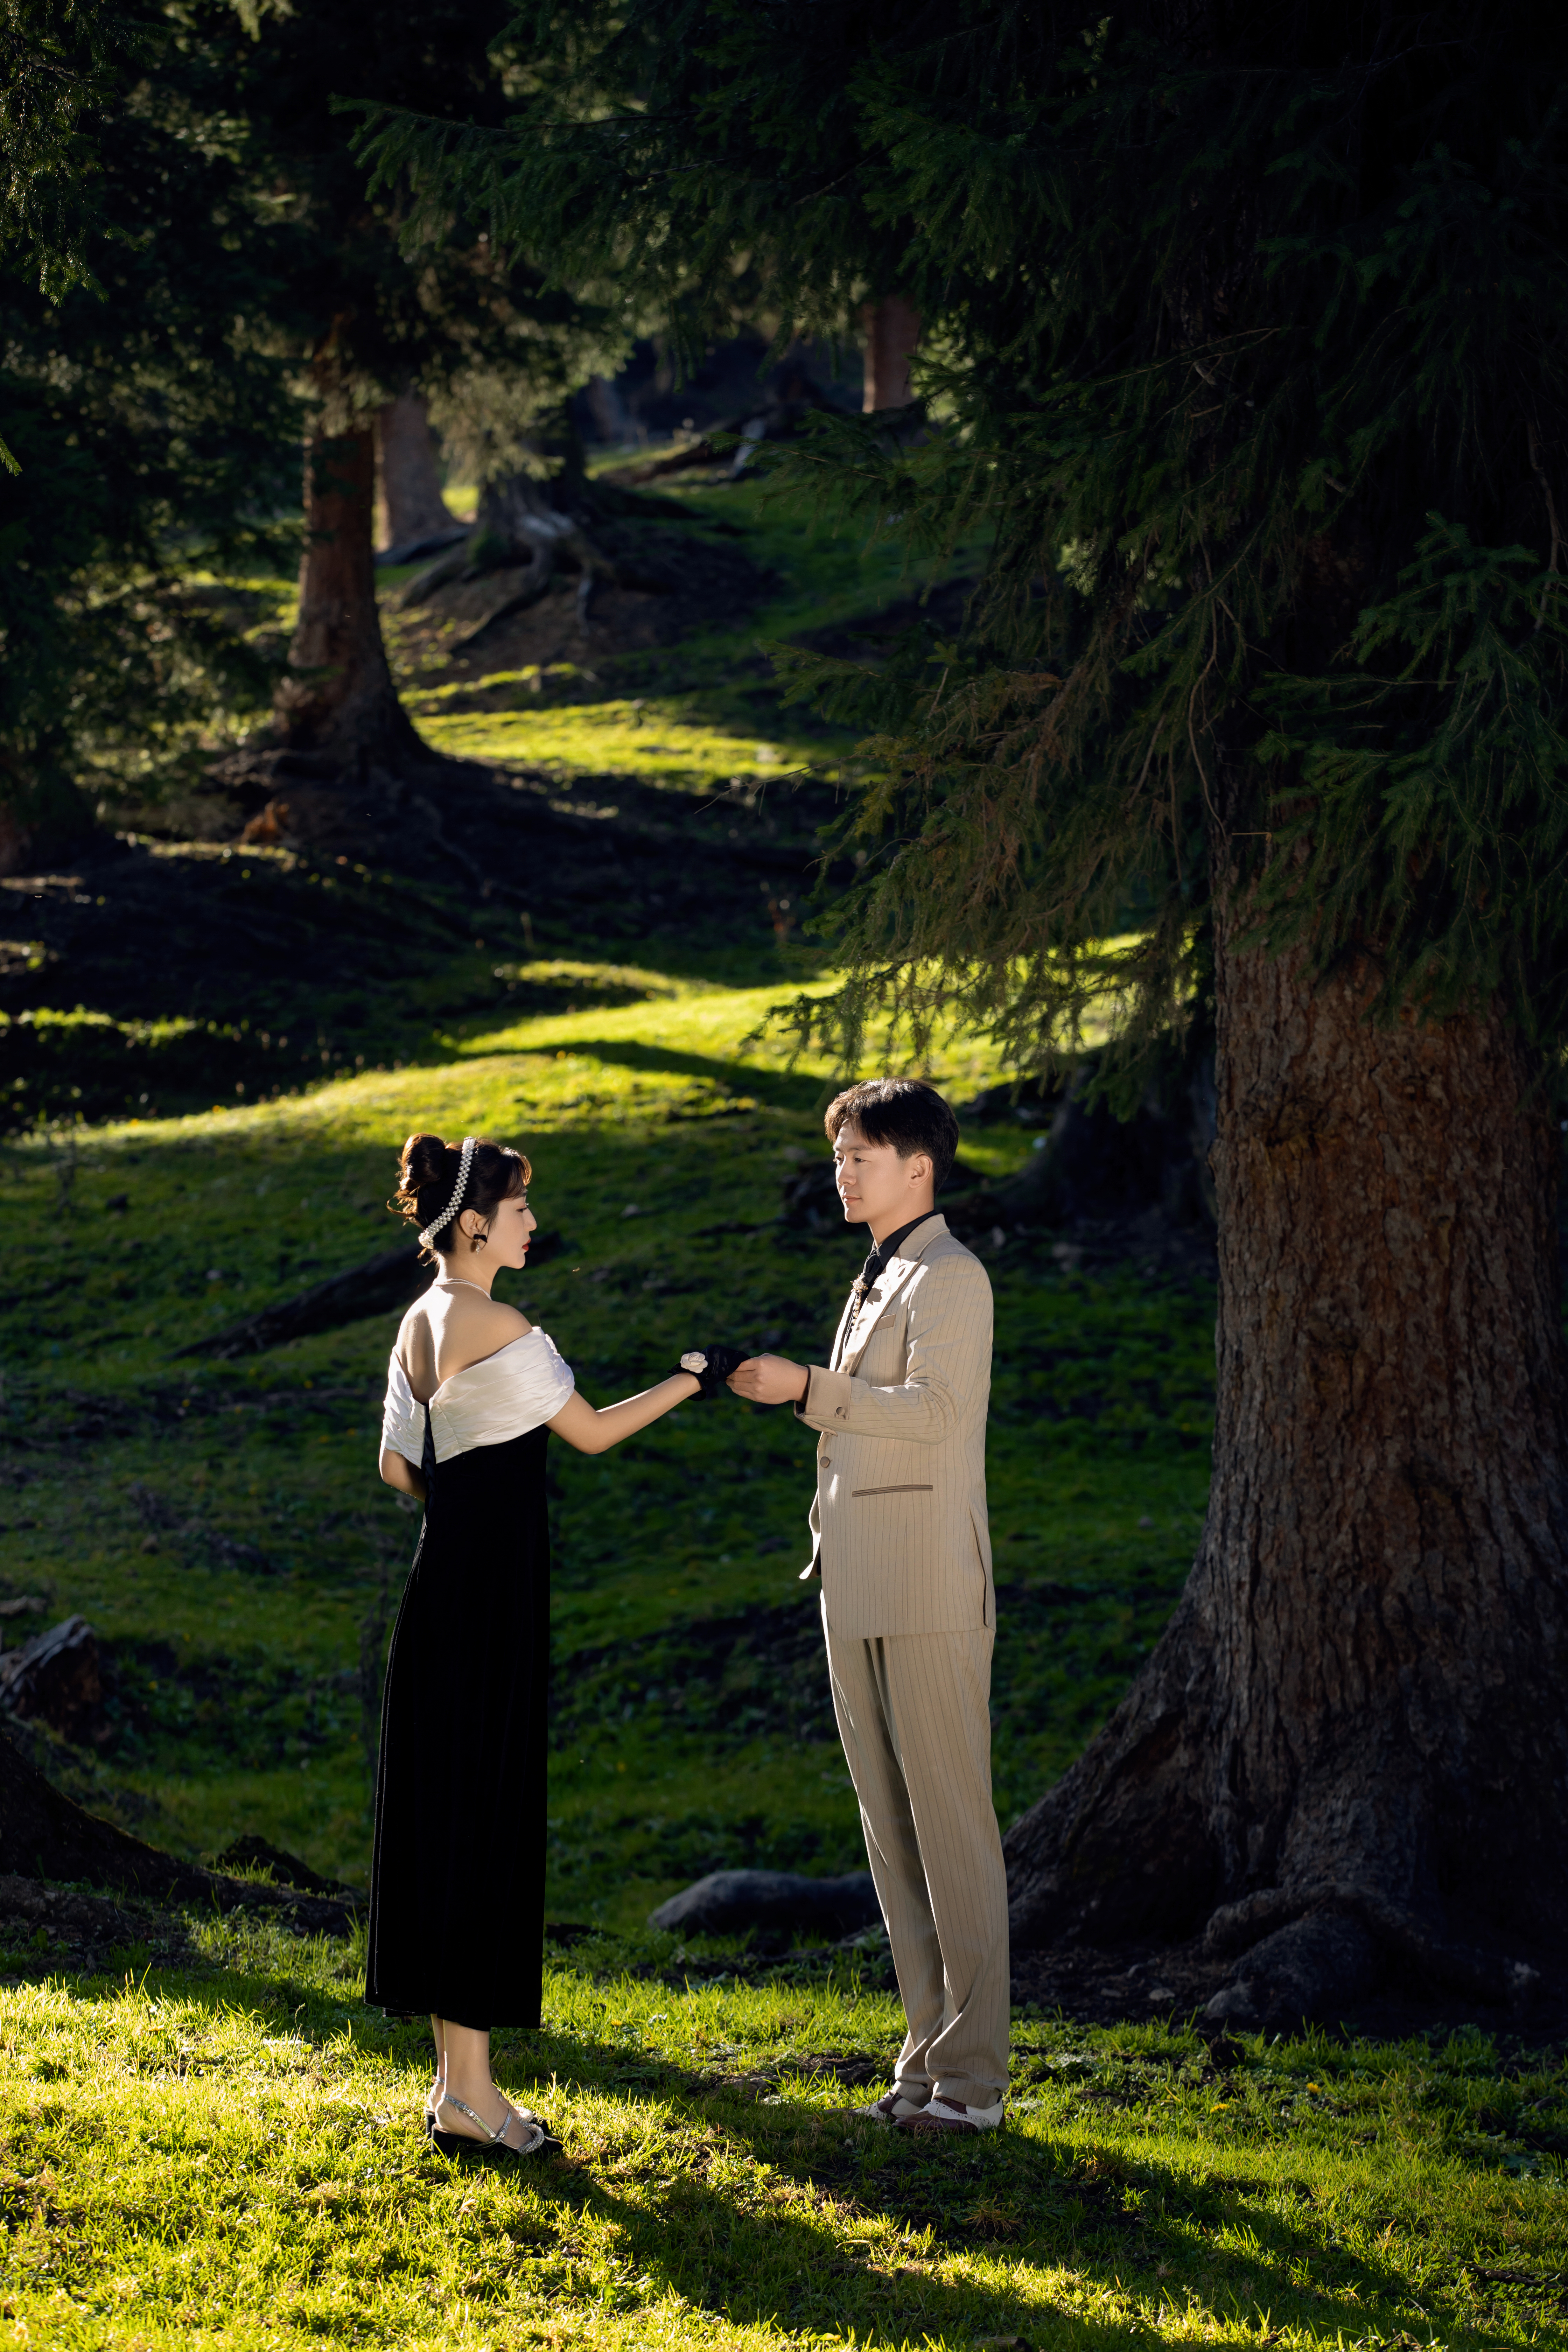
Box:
[820,1456,831,1470]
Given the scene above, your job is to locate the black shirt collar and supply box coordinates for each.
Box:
[858,1211,938,1300]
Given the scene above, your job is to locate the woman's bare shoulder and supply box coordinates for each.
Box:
[395,1297,432,1357]
[466,1295,533,1342]
[434,1292,533,1380]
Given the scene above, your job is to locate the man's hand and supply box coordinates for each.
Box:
[728,1354,810,1406]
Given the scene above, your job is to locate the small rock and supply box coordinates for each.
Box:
[0,1616,103,1742]
[650,1868,881,1940]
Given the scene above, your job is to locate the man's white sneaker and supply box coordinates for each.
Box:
[894,2093,1004,2134]
[854,2088,931,2124]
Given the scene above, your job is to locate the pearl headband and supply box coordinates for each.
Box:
[418,1136,477,1248]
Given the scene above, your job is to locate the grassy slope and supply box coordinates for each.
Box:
[0,972,1210,1909]
[388,470,967,790]
[2,470,1556,2352]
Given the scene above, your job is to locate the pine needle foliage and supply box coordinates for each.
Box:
[349,0,936,349]
[0,16,303,831]
[0,0,148,306]
[359,2,1568,1071]
[0,0,156,472]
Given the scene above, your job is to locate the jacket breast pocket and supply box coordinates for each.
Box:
[850,1483,934,1498]
[848,1309,907,1380]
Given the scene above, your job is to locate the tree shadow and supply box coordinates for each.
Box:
[474,2034,1422,2347]
[20,1970,1429,2344]
[476,1029,832,1114]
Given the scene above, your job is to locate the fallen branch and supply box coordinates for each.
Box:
[175,1243,423,1360]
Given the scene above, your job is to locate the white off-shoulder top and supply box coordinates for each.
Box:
[380,1330,575,1467]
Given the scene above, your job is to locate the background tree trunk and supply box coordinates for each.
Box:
[274,375,425,772]
[396,409,621,638]
[374,390,456,552]
[1004,871,1568,2026]
[860,293,920,412]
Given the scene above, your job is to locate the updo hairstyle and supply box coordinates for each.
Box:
[394,1133,531,1262]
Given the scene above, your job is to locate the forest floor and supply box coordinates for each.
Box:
[0,474,1564,2350]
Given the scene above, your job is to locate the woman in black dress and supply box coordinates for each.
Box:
[372,1131,735,2155]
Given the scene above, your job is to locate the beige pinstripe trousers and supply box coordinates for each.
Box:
[823,1615,1009,2102]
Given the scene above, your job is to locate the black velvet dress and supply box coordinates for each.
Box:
[366,1410,553,2031]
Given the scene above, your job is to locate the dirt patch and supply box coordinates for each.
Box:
[1008,1936,1568,2046]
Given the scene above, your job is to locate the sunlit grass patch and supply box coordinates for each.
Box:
[0,1949,1561,2349]
[410,688,833,787]
[381,469,988,794]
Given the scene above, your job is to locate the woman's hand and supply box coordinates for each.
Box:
[677,1344,748,1398]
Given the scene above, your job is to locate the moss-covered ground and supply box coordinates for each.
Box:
[0,476,1559,2350]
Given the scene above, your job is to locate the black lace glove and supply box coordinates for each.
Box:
[674,1344,748,1399]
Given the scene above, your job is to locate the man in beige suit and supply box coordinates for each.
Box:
[730,1077,1008,2134]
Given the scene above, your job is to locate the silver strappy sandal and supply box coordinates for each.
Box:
[429,2090,547,2157]
[424,2084,547,2138]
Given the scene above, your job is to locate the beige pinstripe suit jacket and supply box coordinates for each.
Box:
[794,1212,994,1638]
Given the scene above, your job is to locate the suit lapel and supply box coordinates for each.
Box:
[840,1214,947,1370]
[827,1288,859,1373]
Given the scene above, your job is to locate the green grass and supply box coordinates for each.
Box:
[380,470,978,791]
[0,1923,1563,2348]
[0,965,1211,1908]
[407,677,829,788]
[6,467,1547,2352]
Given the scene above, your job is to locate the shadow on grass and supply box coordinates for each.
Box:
[490,2040,1413,2346]
[470,1030,832,1111]
[19,1960,1435,2344]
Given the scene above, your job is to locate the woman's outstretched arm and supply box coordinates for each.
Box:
[548,1372,700,1456]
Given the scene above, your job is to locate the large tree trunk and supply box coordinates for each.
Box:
[861,293,920,412]
[1004,877,1568,2026]
[273,369,425,772]
[374,390,456,552]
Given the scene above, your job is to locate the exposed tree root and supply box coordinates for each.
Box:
[0,1732,357,1935]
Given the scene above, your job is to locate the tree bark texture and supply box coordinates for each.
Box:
[861,294,921,413]
[374,391,455,551]
[1004,881,1568,2021]
[275,398,425,771]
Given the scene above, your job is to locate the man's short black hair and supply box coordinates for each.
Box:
[824,1077,960,1191]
